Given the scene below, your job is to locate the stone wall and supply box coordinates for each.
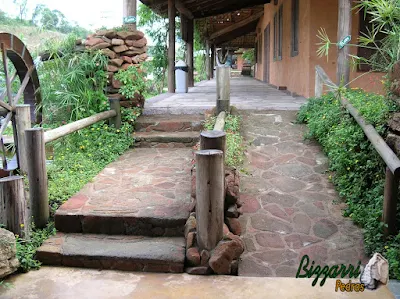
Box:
[185,166,244,275]
[78,29,148,108]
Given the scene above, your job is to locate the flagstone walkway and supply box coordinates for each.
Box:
[237,111,368,277]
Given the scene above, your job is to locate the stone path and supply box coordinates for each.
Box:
[54,148,193,236]
[238,111,368,277]
[144,77,306,115]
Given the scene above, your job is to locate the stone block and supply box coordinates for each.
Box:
[113,45,129,53]
[0,228,19,278]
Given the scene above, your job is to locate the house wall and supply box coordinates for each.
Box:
[255,0,384,98]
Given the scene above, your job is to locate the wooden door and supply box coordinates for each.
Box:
[263,24,270,83]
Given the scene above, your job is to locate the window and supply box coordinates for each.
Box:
[357,8,385,71]
[274,5,283,61]
[291,0,299,57]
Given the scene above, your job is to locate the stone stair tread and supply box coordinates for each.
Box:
[37,233,185,273]
[136,115,203,132]
[134,131,200,139]
[54,148,193,236]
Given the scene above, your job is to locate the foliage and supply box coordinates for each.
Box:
[317,0,400,74]
[242,49,255,64]
[297,90,400,278]
[194,24,207,82]
[115,66,147,99]
[37,35,109,122]
[204,113,245,167]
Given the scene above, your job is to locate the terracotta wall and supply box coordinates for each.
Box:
[255,0,384,98]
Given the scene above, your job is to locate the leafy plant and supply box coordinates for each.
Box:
[204,113,245,167]
[38,35,109,122]
[242,48,255,64]
[115,66,146,99]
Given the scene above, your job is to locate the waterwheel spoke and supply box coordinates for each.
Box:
[0,138,8,169]
[0,112,12,139]
[0,71,17,103]
[1,43,13,106]
[12,66,34,106]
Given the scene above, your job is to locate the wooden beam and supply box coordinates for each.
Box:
[211,45,215,79]
[206,40,211,80]
[168,0,176,93]
[209,10,263,41]
[176,0,194,19]
[187,18,194,87]
[336,0,352,85]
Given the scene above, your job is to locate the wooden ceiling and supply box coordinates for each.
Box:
[140,0,270,18]
[140,0,268,48]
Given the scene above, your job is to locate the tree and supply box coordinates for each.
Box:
[13,0,27,21]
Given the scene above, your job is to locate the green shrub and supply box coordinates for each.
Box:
[204,114,245,168]
[297,90,400,278]
[115,66,147,99]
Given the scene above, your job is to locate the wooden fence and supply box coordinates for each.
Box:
[315,65,400,236]
[0,99,121,233]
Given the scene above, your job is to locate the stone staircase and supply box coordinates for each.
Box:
[134,115,203,148]
[36,114,204,273]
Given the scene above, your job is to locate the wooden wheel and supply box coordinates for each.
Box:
[0,33,42,171]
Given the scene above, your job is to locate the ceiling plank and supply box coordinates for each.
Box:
[209,10,263,41]
[176,0,194,19]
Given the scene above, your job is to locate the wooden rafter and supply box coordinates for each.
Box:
[209,10,263,41]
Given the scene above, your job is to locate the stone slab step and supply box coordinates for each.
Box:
[37,233,185,273]
[136,115,204,132]
[134,131,199,148]
[55,202,190,237]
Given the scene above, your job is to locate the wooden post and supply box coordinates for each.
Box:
[337,0,352,86]
[109,98,121,129]
[187,18,194,87]
[196,149,224,251]
[206,40,211,81]
[123,0,137,30]
[0,176,28,237]
[211,45,215,79]
[383,167,399,236]
[26,128,48,228]
[16,105,31,174]
[168,0,176,93]
[315,69,323,98]
[200,130,226,159]
[216,66,230,114]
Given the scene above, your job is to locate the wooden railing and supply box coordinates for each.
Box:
[25,98,121,228]
[315,65,400,236]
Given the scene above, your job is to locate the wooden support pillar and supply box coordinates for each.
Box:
[383,167,399,236]
[16,105,31,174]
[187,18,194,87]
[206,40,211,81]
[168,0,176,93]
[315,69,323,98]
[196,149,224,251]
[216,66,230,114]
[200,130,226,159]
[336,0,352,85]
[123,0,137,30]
[0,176,28,237]
[211,45,215,79]
[109,98,121,129]
[26,128,48,228]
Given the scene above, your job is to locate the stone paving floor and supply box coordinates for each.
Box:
[1,267,394,299]
[238,111,368,277]
[144,77,306,115]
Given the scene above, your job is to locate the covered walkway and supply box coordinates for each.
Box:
[144,77,306,115]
